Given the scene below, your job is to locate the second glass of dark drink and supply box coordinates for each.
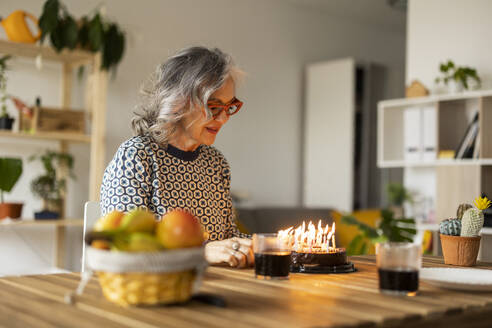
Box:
[252,233,291,279]
[376,242,421,296]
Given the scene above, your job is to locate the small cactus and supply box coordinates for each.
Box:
[440,218,461,236]
[457,203,473,219]
[461,196,491,237]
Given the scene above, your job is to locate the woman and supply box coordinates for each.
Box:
[100,46,253,268]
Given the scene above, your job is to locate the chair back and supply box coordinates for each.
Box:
[82,201,100,272]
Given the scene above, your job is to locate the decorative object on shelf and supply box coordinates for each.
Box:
[0,157,23,219]
[0,55,14,131]
[438,150,455,159]
[10,96,34,133]
[39,0,126,72]
[435,60,481,92]
[405,80,429,98]
[0,10,41,43]
[440,196,490,266]
[12,95,85,133]
[341,184,416,255]
[29,150,75,220]
[25,106,85,134]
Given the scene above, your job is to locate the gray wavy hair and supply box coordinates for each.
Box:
[132,46,242,145]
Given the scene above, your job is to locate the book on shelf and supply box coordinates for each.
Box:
[455,112,479,159]
[473,133,480,159]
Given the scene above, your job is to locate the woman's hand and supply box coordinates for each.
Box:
[205,237,254,268]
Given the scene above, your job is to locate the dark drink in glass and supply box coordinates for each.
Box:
[376,242,421,296]
[253,233,291,279]
[378,268,419,294]
[254,251,291,278]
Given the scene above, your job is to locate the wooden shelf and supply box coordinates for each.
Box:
[0,39,94,65]
[379,158,492,168]
[0,130,91,143]
[0,219,83,228]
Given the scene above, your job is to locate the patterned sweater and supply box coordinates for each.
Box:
[100,135,246,241]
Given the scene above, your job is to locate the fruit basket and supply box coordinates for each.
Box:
[81,208,208,307]
[86,246,207,306]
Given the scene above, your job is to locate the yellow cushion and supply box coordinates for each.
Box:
[332,209,381,255]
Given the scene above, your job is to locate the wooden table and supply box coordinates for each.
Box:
[1,256,492,328]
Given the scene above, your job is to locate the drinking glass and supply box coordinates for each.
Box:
[376,242,421,296]
[252,233,291,279]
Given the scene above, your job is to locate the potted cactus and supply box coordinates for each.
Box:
[0,157,23,219]
[440,197,491,266]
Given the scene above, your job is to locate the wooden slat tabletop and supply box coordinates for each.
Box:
[1,256,492,328]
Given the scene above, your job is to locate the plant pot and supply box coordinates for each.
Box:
[0,117,14,130]
[440,234,481,266]
[447,80,464,93]
[0,202,23,219]
[34,210,60,220]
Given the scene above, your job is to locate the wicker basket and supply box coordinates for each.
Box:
[86,246,207,306]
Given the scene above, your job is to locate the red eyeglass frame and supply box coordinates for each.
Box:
[207,98,243,118]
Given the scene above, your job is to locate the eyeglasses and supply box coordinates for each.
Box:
[207,97,243,118]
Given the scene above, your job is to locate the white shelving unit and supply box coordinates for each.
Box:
[378,89,492,261]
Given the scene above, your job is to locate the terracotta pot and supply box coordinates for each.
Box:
[0,202,23,219]
[440,234,481,267]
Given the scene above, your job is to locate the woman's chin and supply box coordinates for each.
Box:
[201,136,217,146]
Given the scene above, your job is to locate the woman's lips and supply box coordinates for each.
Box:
[206,127,219,134]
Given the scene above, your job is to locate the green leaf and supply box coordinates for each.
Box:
[88,14,104,52]
[63,16,79,49]
[102,23,125,71]
[347,235,364,256]
[359,241,368,255]
[50,25,65,52]
[0,158,23,193]
[341,215,379,238]
[77,17,90,50]
[39,0,60,43]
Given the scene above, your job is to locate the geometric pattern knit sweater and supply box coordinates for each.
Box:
[100,134,247,241]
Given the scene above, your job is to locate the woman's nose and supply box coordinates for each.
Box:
[214,110,229,124]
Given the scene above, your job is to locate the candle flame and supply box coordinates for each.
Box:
[278,220,337,253]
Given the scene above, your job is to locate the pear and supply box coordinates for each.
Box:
[112,233,164,252]
[93,210,125,232]
[119,209,156,233]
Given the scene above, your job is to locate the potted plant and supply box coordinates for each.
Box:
[39,0,125,73]
[0,157,23,219]
[387,182,412,218]
[435,60,481,93]
[30,151,75,219]
[0,55,14,130]
[440,196,490,266]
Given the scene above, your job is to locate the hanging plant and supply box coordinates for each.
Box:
[39,0,126,73]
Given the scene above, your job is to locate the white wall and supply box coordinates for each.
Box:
[407,0,492,90]
[0,0,405,272]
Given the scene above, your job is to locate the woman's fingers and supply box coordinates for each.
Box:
[229,237,254,267]
[225,248,246,268]
[226,251,239,267]
[238,245,254,266]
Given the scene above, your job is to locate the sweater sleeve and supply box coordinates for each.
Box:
[221,158,250,239]
[100,143,152,215]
